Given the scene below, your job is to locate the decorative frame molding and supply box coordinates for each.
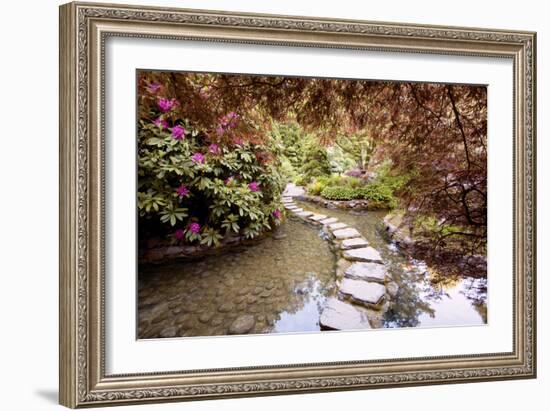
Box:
[59,2,536,408]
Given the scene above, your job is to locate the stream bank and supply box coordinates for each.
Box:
[138,188,487,339]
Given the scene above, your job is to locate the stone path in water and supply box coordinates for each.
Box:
[282,194,395,331]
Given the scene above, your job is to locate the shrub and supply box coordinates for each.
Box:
[306,175,366,196]
[374,160,409,191]
[320,186,362,201]
[138,118,286,247]
[319,182,398,208]
[298,145,331,184]
[294,174,310,187]
[306,180,325,196]
[357,183,397,208]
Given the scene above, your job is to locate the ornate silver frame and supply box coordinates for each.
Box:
[59,1,536,408]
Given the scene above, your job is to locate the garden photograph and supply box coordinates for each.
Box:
[136,70,488,339]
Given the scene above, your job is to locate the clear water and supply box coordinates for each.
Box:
[138,217,336,338]
[295,200,487,329]
[138,201,487,339]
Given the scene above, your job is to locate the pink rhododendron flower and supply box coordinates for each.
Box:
[191,153,205,164]
[174,229,185,240]
[158,97,178,112]
[188,222,201,234]
[248,182,260,192]
[224,177,233,185]
[176,185,189,197]
[171,125,186,140]
[153,117,168,129]
[272,209,282,219]
[208,144,220,154]
[146,82,162,93]
[233,137,244,146]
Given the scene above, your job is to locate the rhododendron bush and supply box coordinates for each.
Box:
[137,70,487,276]
[138,76,285,246]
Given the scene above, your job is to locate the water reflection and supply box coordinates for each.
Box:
[138,201,487,339]
[138,218,335,338]
[295,201,488,329]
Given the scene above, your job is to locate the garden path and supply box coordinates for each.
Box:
[282,190,393,330]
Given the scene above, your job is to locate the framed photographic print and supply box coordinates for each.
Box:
[59,1,537,408]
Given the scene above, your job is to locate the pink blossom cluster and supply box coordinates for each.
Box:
[176,185,189,197]
[248,181,260,192]
[171,125,186,140]
[157,97,178,113]
[188,222,201,234]
[146,82,162,94]
[153,117,168,129]
[208,143,220,154]
[216,112,239,136]
[191,153,205,164]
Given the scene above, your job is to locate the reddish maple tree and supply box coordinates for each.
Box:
[139,71,487,275]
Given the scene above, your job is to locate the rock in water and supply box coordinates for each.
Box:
[228,315,256,334]
[319,298,371,330]
[329,222,348,230]
[332,228,362,240]
[319,217,338,225]
[340,237,369,250]
[272,230,287,240]
[339,278,386,308]
[343,247,383,263]
[218,302,235,313]
[159,326,178,338]
[387,281,399,298]
[344,262,387,283]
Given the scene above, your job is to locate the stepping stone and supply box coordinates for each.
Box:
[284,204,298,210]
[339,278,386,308]
[329,222,347,230]
[319,217,338,225]
[319,298,371,331]
[290,208,304,213]
[309,214,328,222]
[343,247,383,263]
[333,228,362,240]
[341,237,369,250]
[344,262,387,283]
[295,211,313,217]
[282,197,293,203]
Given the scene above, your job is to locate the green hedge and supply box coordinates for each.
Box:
[306,175,364,195]
[320,183,397,208]
[320,186,363,201]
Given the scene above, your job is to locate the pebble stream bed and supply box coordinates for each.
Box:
[138,198,487,339]
[138,217,336,338]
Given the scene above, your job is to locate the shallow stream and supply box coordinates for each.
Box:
[138,217,336,338]
[138,201,487,339]
[295,200,487,329]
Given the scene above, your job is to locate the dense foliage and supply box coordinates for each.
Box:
[306,170,403,209]
[138,86,285,246]
[138,71,487,275]
[295,144,332,186]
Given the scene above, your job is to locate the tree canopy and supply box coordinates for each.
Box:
[139,71,487,275]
